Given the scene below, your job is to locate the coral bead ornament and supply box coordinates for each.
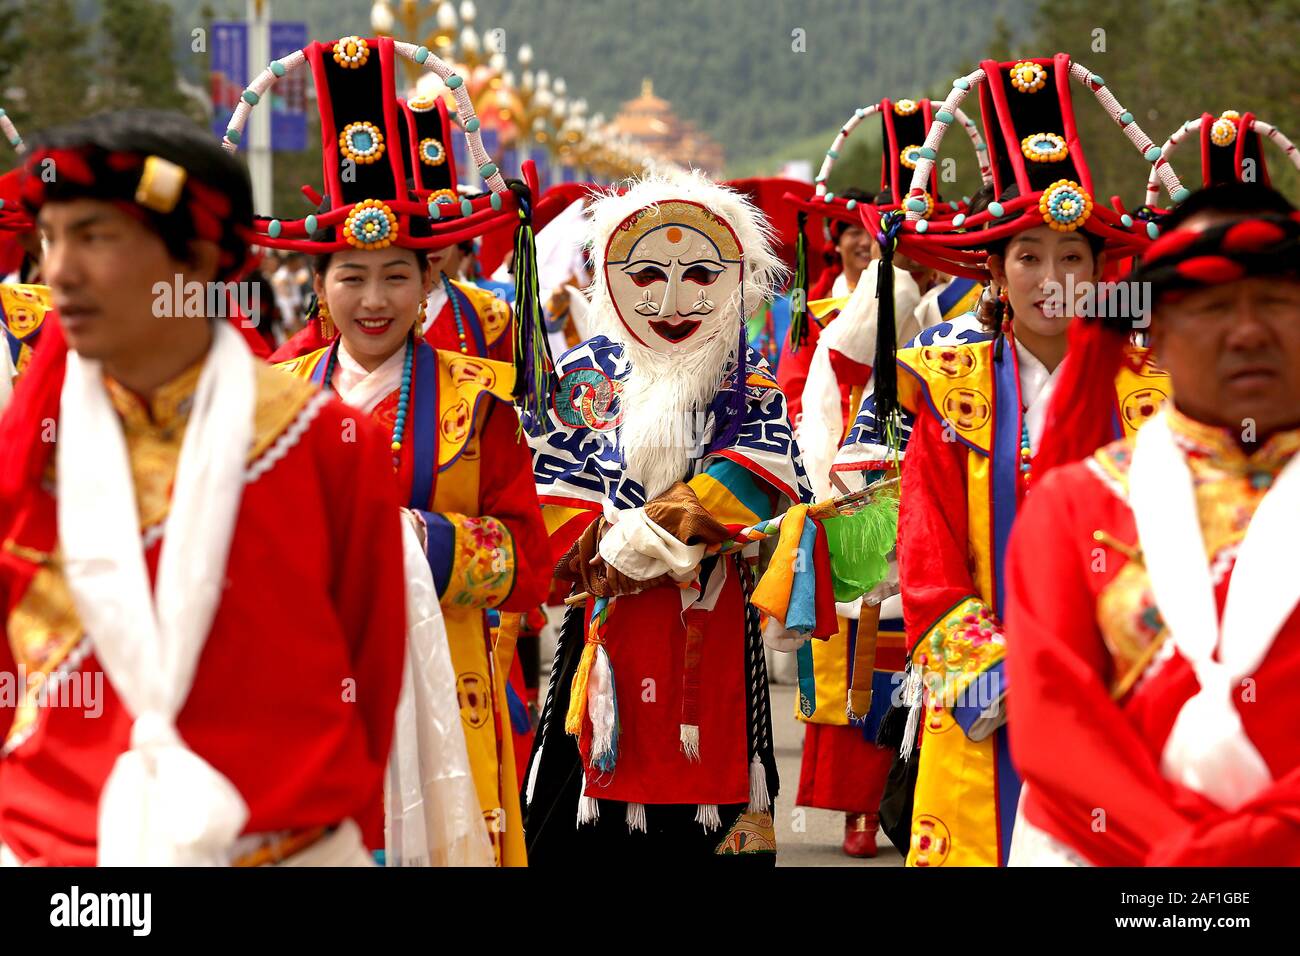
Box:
[1211,116,1237,147]
[894,98,919,116]
[418,137,447,167]
[407,94,437,113]
[1039,180,1094,232]
[1021,132,1069,164]
[333,36,370,69]
[339,121,385,164]
[344,199,399,250]
[900,145,924,170]
[1009,61,1047,94]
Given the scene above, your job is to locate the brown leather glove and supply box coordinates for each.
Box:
[643,481,734,548]
[555,516,674,597]
[555,482,733,598]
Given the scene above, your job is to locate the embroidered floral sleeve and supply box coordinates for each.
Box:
[419,511,518,610]
[914,595,1007,741]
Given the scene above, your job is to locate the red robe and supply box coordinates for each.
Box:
[1005,411,1300,865]
[776,316,824,429]
[0,355,406,865]
[278,339,549,866]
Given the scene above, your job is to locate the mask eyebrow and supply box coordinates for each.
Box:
[624,259,670,269]
[679,258,723,267]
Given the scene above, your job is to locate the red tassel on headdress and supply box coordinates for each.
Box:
[1032,318,1130,479]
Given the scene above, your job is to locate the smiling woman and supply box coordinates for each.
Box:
[268,35,553,868]
[313,247,432,372]
[851,54,1183,868]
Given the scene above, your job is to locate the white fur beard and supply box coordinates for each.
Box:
[614,318,739,500]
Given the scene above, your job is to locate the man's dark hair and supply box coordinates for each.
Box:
[26,109,254,273]
[1157,181,1297,233]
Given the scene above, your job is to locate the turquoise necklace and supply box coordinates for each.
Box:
[1019,419,1032,487]
[323,328,415,471]
[441,272,469,353]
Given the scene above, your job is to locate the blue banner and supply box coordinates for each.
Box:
[269,22,308,152]
[500,147,518,180]
[209,22,248,144]
[453,123,469,188]
[210,21,308,152]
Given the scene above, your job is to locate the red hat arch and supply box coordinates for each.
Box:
[868,53,1191,280]
[1143,109,1300,209]
[220,34,526,253]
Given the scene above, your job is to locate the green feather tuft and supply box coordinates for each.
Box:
[822,492,899,603]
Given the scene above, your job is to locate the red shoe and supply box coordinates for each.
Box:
[842,812,879,858]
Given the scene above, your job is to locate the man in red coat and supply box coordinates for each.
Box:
[0,110,406,866]
[1005,182,1300,865]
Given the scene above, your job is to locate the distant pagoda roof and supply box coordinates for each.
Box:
[613,77,725,174]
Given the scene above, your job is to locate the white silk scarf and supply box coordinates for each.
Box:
[58,321,254,865]
[1128,410,1300,809]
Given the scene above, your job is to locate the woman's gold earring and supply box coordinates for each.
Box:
[317,298,335,338]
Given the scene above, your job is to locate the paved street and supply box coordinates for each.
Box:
[768,681,903,867]
[538,619,903,866]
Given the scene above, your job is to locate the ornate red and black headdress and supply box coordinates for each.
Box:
[861,54,1190,280]
[222,34,552,415]
[222,35,525,252]
[395,90,460,204]
[789,96,991,225]
[1143,110,1300,209]
[783,96,993,350]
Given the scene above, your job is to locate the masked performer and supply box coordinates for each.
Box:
[523,170,813,865]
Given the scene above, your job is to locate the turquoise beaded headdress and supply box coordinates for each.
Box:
[784,96,992,350]
[860,54,1191,280]
[1143,110,1300,210]
[221,35,520,253]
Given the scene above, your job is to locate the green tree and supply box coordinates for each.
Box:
[96,0,189,113]
[8,0,90,138]
[0,1,23,104]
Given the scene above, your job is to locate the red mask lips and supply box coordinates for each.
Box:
[649,317,702,343]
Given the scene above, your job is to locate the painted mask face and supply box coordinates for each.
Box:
[604,200,743,354]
